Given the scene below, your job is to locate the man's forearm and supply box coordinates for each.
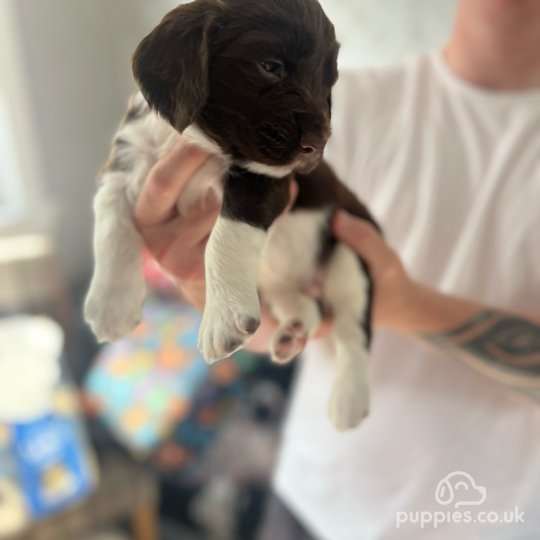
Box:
[403,282,540,390]
[428,308,540,390]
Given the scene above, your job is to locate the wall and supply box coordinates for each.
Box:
[10,0,153,283]
[0,0,46,226]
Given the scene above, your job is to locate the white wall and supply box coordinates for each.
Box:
[9,0,150,283]
[0,1,47,227]
[8,0,457,285]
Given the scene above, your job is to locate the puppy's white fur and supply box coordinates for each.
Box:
[261,212,371,429]
[260,210,326,362]
[324,244,371,430]
[183,124,226,158]
[86,103,178,341]
[242,161,295,178]
[85,175,147,342]
[200,217,266,362]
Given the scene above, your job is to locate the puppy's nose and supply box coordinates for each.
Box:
[301,133,327,154]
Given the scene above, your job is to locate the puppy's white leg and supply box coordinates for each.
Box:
[258,209,330,364]
[198,171,290,363]
[329,316,370,431]
[198,217,266,363]
[264,288,321,364]
[85,96,182,342]
[323,244,372,431]
[84,180,146,342]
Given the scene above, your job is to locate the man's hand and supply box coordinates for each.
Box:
[333,210,480,335]
[134,142,219,309]
[333,210,417,333]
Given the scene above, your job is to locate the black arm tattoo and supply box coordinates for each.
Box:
[427,310,540,390]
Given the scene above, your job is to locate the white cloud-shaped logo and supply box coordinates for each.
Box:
[435,471,487,508]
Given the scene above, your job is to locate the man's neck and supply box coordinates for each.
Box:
[445,0,540,91]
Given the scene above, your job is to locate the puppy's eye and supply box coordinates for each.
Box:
[259,60,285,79]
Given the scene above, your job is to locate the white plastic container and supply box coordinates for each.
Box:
[0,316,97,534]
[0,316,62,423]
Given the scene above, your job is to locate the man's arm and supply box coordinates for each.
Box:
[333,211,540,392]
[413,285,540,390]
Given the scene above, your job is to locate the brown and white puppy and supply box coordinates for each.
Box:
[85,0,379,430]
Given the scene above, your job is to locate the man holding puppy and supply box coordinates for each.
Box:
[135,0,540,537]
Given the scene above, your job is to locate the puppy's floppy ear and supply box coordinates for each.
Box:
[132,2,217,132]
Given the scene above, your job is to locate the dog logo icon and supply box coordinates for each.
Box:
[435,471,487,508]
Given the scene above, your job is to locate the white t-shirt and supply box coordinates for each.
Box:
[274,52,540,540]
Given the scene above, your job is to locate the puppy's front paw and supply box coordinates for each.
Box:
[198,302,260,364]
[328,373,369,431]
[271,320,308,365]
[84,281,145,343]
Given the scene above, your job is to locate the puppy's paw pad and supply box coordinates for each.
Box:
[328,378,369,431]
[271,319,308,364]
[198,306,260,363]
[239,316,261,335]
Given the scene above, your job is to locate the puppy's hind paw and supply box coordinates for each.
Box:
[84,284,145,343]
[328,375,369,431]
[271,320,308,365]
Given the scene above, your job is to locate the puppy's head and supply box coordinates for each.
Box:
[133,0,339,173]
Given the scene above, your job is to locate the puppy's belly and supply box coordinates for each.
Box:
[259,209,330,290]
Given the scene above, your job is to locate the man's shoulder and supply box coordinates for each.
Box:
[330,54,432,146]
[327,54,437,198]
[335,53,432,101]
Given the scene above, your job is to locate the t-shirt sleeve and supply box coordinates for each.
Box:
[324,66,401,202]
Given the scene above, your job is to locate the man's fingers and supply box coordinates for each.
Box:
[135,142,210,226]
[245,309,278,355]
[333,210,392,271]
[313,317,333,339]
[179,193,221,245]
[142,195,220,251]
[288,180,299,209]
